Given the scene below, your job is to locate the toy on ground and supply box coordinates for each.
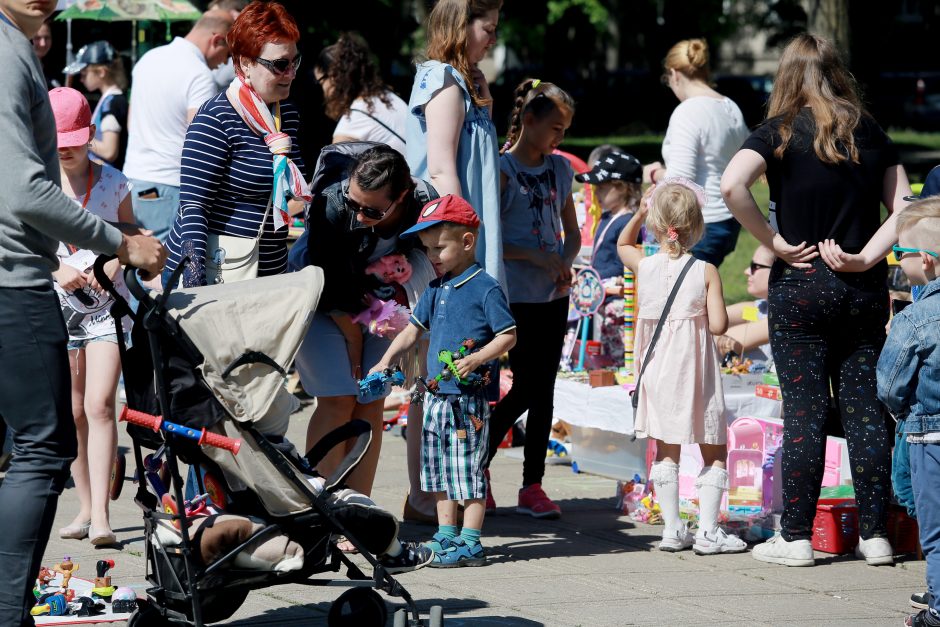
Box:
[52,556,78,589]
[94,559,115,589]
[30,592,70,616]
[72,596,106,617]
[357,366,406,404]
[110,586,137,613]
[35,566,55,592]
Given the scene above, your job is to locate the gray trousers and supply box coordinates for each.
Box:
[0,285,76,627]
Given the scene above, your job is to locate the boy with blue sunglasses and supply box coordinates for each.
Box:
[877,198,940,627]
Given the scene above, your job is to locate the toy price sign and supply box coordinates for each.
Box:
[572,267,604,317]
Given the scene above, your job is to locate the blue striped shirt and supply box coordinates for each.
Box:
[164,92,306,286]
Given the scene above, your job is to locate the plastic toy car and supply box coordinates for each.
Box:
[357,367,406,404]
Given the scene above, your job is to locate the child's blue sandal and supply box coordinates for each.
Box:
[424,532,459,554]
[428,538,486,568]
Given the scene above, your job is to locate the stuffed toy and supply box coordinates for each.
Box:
[351,296,411,338]
[365,253,412,285]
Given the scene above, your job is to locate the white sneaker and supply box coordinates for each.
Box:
[751,533,815,566]
[658,523,694,552]
[694,527,748,555]
[855,536,894,566]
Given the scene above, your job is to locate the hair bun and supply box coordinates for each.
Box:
[687,39,709,69]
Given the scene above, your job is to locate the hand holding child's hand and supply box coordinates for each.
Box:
[454,353,483,379]
[54,265,88,292]
[88,258,121,294]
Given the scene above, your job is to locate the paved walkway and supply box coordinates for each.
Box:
[29,401,922,626]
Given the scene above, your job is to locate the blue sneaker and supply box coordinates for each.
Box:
[428,537,486,568]
[424,532,459,554]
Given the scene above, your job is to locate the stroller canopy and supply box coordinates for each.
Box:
[164,267,323,424]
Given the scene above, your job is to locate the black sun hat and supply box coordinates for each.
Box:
[575,151,643,185]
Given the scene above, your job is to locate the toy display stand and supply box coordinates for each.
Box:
[32,575,136,625]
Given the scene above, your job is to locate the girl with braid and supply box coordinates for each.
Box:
[485,79,580,518]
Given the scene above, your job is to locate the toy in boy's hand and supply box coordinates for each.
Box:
[358,366,406,404]
[365,253,413,285]
[420,339,491,392]
[351,295,411,338]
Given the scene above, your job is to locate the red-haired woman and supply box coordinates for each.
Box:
[162,0,310,288]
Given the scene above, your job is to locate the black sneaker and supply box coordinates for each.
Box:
[912,593,933,611]
[906,610,940,627]
[379,541,434,574]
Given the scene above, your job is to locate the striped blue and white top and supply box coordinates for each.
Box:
[163,92,306,287]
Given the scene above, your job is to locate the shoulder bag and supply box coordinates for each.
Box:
[631,256,697,409]
[204,197,272,285]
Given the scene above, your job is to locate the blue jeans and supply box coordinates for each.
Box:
[910,442,940,618]
[129,179,179,244]
[0,286,76,627]
[691,217,741,268]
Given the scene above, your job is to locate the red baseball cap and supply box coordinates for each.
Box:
[49,87,92,149]
[400,194,481,238]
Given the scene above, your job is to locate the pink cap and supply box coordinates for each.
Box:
[48,87,92,149]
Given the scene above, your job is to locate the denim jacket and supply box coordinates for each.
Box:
[877,278,940,434]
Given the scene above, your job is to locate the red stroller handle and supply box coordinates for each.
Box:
[120,406,241,455]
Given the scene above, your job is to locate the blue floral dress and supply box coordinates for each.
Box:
[405,60,503,287]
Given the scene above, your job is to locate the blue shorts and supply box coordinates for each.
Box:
[67,333,124,351]
[294,312,392,398]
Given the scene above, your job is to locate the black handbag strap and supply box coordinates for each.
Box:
[349,108,406,144]
[632,256,697,402]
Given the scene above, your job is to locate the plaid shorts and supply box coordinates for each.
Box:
[420,391,490,500]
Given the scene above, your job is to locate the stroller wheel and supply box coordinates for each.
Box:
[110,453,126,500]
[393,608,408,627]
[328,587,387,627]
[429,605,444,626]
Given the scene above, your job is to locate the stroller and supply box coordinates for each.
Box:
[94,257,443,627]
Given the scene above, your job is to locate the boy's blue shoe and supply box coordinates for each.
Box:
[424,532,459,554]
[428,537,486,568]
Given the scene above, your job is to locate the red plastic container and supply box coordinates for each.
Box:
[887,505,920,555]
[812,498,859,554]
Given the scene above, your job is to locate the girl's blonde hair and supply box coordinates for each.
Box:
[502,78,575,152]
[425,0,502,109]
[766,33,865,165]
[90,57,128,91]
[646,183,704,259]
[663,38,710,83]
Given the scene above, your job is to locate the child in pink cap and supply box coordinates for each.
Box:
[49,87,133,547]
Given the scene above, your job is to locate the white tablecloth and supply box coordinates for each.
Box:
[554,374,781,435]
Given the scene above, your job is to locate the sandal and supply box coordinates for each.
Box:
[59,521,91,540]
[336,536,359,554]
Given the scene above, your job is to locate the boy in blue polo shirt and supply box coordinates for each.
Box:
[877,198,940,627]
[373,194,516,567]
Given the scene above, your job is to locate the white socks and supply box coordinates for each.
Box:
[695,465,729,535]
[650,461,681,533]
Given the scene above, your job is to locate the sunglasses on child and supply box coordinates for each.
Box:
[344,187,395,220]
[892,245,940,262]
[255,54,302,76]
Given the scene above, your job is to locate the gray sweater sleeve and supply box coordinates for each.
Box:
[0,28,123,255]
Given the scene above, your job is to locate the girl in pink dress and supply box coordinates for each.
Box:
[617,178,746,555]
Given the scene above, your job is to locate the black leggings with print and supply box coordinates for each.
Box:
[769,258,891,541]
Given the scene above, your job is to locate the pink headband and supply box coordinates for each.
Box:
[646,176,708,211]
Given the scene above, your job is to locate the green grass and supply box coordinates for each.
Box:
[719,181,767,305]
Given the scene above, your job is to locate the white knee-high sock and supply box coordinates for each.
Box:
[695,466,729,535]
[650,461,681,532]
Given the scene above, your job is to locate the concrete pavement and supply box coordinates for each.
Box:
[26,401,923,626]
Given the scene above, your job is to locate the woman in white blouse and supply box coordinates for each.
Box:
[646,38,749,267]
[314,32,408,155]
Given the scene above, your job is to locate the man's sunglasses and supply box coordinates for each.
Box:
[749,261,773,273]
[344,189,394,220]
[255,54,302,76]
[893,245,940,262]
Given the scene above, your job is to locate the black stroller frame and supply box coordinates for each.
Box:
[94,257,435,627]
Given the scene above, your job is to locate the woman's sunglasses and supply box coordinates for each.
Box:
[255,54,302,76]
[892,245,940,262]
[344,189,394,220]
[749,261,772,273]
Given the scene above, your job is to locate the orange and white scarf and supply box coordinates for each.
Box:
[226,76,311,229]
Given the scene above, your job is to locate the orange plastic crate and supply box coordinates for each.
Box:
[887,505,920,554]
[811,498,859,554]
